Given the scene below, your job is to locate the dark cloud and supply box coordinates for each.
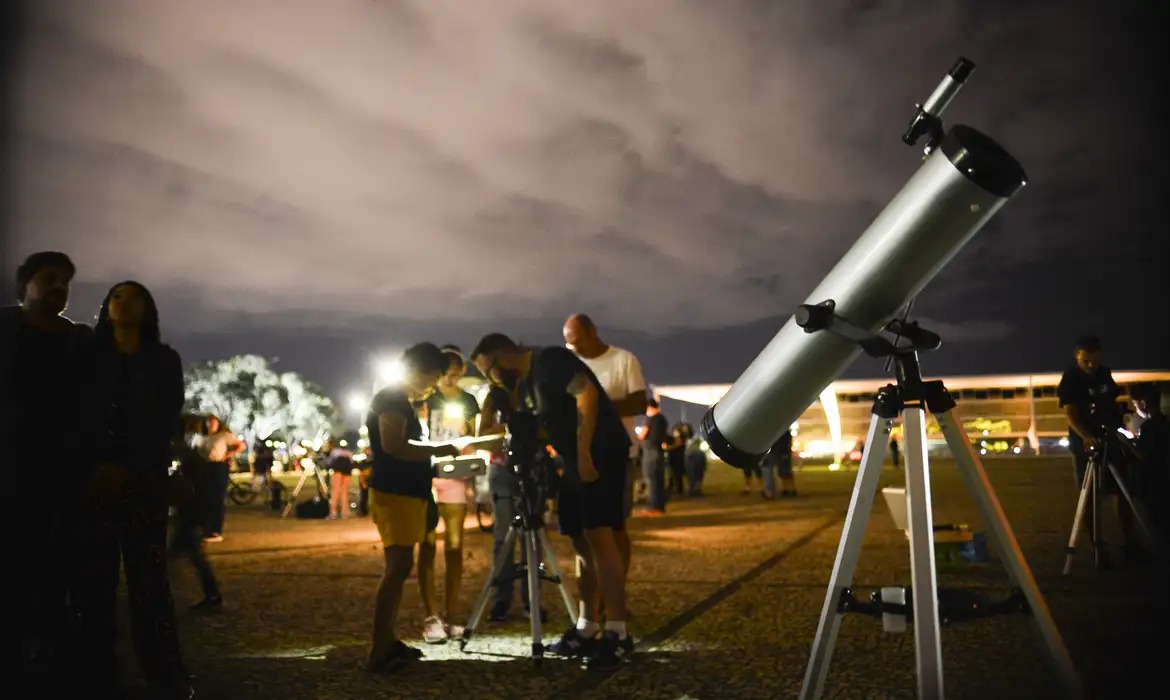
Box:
[8,0,1167,392]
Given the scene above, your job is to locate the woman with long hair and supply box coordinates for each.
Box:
[75,281,193,697]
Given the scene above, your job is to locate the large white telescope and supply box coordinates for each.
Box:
[700,58,1027,467]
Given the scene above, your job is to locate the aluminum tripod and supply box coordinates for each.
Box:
[1063,436,1156,574]
[460,501,577,667]
[798,351,1082,700]
[280,462,330,518]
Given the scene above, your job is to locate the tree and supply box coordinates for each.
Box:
[183,354,340,449]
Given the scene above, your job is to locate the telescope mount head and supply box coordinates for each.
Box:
[794,299,943,392]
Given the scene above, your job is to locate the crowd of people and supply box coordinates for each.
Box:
[10,246,1161,696]
[1,249,772,694]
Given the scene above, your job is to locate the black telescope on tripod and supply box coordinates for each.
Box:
[699,58,1084,699]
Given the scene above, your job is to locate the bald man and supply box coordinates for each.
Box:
[563,313,646,576]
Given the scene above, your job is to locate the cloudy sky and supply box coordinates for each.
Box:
[5,0,1167,398]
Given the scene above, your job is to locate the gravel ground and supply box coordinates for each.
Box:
[111,458,1165,699]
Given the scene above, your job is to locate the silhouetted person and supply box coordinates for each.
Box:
[74,281,193,697]
[1129,383,1168,543]
[170,416,223,611]
[2,252,91,685]
[1058,335,1135,563]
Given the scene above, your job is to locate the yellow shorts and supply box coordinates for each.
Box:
[369,490,428,547]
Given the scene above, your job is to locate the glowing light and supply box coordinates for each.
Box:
[803,440,840,457]
[828,462,841,471]
[1012,446,1021,454]
[443,402,465,421]
[818,387,844,465]
[980,448,988,455]
[699,441,709,453]
[339,440,348,447]
[1058,437,1069,448]
[375,357,404,386]
[346,392,367,413]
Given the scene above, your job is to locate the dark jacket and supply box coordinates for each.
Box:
[88,340,185,479]
[0,305,94,454]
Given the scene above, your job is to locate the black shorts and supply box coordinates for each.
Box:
[557,455,627,537]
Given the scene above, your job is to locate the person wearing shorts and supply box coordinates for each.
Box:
[364,343,461,673]
[417,347,481,643]
[563,313,647,577]
[472,334,634,671]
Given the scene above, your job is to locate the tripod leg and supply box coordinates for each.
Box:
[461,525,519,648]
[799,413,894,700]
[537,528,578,624]
[937,409,1083,699]
[1092,452,1105,569]
[1063,462,1094,575]
[1104,456,1158,550]
[281,471,311,518]
[902,406,944,700]
[525,530,544,662]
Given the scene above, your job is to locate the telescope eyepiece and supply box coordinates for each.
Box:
[949,57,975,83]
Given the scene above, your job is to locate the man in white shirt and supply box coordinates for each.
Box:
[563,313,647,576]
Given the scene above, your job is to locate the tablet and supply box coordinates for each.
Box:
[433,454,488,479]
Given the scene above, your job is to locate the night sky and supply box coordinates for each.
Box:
[3,1,1167,401]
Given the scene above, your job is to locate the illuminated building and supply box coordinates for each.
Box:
[653,371,1169,462]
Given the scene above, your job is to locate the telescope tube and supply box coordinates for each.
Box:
[702,125,1027,467]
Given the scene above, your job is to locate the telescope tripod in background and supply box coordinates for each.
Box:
[281,461,330,519]
[1063,434,1158,573]
[793,304,1082,700]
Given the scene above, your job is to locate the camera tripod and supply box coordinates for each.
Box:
[794,302,1082,700]
[280,460,330,518]
[460,485,577,667]
[1062,435,1156,573]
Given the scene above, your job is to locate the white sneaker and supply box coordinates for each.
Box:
[422,616,448,644]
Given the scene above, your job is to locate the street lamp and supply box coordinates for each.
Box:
[346,392,367,414]
[373,356,404,390]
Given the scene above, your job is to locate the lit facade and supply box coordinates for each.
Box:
[654,370,1170,460]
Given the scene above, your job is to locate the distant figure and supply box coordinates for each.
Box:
[767,430,798,497]
[683,429,707,496]
[889,437,900,468]
[1128,383,1168,544]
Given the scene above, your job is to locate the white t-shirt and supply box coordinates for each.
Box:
[578,345,645,457]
